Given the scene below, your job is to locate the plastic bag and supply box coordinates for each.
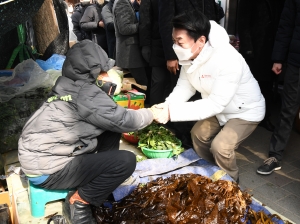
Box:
[0,59,61,102]
[36,54,66,71]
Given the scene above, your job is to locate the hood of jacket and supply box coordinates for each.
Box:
[62,40,115,83]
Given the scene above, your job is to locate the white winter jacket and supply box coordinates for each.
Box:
[166,21,265,126]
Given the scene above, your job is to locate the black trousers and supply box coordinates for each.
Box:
[129,67,148,86]
[150,66,172,106]
[270,64,300,161]
[40,131,136,206]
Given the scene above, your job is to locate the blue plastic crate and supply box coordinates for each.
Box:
[0,70,13,77]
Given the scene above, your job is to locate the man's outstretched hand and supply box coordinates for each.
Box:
[152,103,170,124]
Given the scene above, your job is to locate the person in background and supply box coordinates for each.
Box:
[64,2,78,42]
[132,0,141,19]
[139,0,172,106]
[71,0,93,41]
[113,0,148,90]
[62,0,68,10]
[154,10,265,183]
[257,0,300,175]
[158,0,224,88]
[80,0,108,53]
[238,0,285,132]
[18,40,160,224]
[101,0,116,59]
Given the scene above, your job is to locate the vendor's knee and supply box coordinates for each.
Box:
[117,150,136,175]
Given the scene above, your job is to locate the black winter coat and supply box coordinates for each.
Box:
[272,0,300,67]
[113,0,147,68]
[71,3,92,41]
[238,0,285,81]
[80,3,108,53]
[158,0,224,61]
[101,0,116,59]
[139,0,165,66]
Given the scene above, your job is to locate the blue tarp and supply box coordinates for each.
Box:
[36,54,66,71]
[112,149,284,224]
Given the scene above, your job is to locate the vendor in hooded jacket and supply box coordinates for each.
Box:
[154,10,265,182]
[18,40,159,224]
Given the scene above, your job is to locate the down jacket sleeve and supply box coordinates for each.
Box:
[78,83,153,132]
[80,6,98,31]
[272,0,296,62]
[166,50,243,122]
[71,11,83,40]
[101,4,115,31]
[114,0,138,36]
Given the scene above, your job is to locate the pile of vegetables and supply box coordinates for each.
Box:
[137,123,184,156]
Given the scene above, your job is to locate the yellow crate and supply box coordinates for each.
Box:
[115,99,144,109]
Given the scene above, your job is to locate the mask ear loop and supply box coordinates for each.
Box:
[107,86,113,96]
[95,80,104,87]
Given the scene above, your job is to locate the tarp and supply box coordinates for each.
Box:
[112,149,284,224]
[36,54,66,71]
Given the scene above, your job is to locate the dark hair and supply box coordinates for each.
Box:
[172,10,211,42]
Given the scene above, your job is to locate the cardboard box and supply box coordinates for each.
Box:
[122,78,147,91]
[113,91,145,109]
[0,191,13,224]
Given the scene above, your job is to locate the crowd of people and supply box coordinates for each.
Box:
[18,0,300,223]
[67,0,224,104]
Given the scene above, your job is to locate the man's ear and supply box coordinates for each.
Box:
[198,36,206,44]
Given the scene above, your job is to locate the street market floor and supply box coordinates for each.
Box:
[236,123,300,223]
[235,95,300,223]
[3,127,299,223]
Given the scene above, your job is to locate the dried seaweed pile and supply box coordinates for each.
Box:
[93,173,253,223]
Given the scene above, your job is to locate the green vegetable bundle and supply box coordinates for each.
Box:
[137,123,184,156]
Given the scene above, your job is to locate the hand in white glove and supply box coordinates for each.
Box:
[153,103,170,124]
[147,106,163,120]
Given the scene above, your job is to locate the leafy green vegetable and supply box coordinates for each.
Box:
[136,155,147,162]
[137,123,184,156]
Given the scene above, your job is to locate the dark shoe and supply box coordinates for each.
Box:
[63,191,96,224]
[258,119,275,132]
[257,157,281,175]
[47,215,67,224]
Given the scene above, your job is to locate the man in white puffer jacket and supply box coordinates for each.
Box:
[155,10,265,182]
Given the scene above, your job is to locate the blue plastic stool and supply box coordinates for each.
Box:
[28,180,70,217]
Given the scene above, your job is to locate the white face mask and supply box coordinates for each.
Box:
[173,43,196,61]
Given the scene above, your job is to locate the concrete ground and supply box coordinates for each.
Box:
[234,90,300,223]
[237,120,300,222]
[237,127,300,223]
